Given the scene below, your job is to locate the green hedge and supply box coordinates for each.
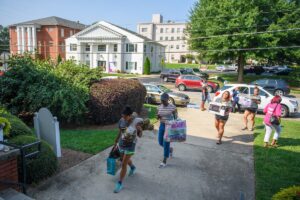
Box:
[89,79,146,124]
[0,112,33,138]
[0,117,11,137]
[272,186,300,200]
[9,135,58,184]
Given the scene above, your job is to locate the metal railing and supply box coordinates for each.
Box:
[0,140,41,194]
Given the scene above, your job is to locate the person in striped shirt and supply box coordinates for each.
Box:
[157,93,177,168]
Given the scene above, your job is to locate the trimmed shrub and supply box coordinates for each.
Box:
[0,112,33,137]
[89,79,146,124]
[144,57,151,75]
[0,117,11,137]
[9,135,58,184]
[272,186,300,200]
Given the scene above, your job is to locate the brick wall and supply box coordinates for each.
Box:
[0,157,19,191]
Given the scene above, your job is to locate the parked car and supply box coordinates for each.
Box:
[143,83,190,106]
[250,79,290,96]
[180,68,209,79]
[0,70,4,76]
[160,69,181,82]
[214,84,298,117]
[175,75,219,93]
[227,64,238,71]
[216,65,227,72]
[244,65,265,75]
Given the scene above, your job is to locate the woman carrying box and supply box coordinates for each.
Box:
[113,106,143,193]
[157,93,177,168]
[214,91,232,145]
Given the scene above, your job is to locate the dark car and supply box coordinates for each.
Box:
[175,75,219,93]
[244,65,265,75]
[250,79,290,96]
[160,69,181,82]
[180,68,209,79]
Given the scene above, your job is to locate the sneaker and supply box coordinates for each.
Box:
[113,182,123,193]
[170,147,174,158]
[248,128,254,131]
[241,127,248,131]
[159,162,167,168]
[128,166,136,177]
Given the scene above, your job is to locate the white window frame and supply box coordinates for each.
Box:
[125,61,137,70]
[126,43,137,52]
[70,44,77,51]
[85,44,90,52]
[160,28,163,33]
[141,28,148,32]
[113,44,118,52]
[98,44,106,52]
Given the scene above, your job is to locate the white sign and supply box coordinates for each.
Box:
[34,108,62,157]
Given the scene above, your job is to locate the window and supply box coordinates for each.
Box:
[85,60,90,66]
[171,28,175,33]
[182,36,186,40]
[151,46,154,52]
[126,44,137,52]
[85,44,90,52]
[165,37,168,41]
[176,45,179,49]
[170,45,174,49]
[70,30,73,36]
[177,28,180,33]
[113,44,118,52]
[98,44,106,52]
[240,87,249,94]
[60,42,65,52]
[160,28,163,33]
[49,41,53,47]
[125,61,137,70]
[160,36,163,41]
[171,55,174,60]
[182,45,185,48]
[267,79,276,85]
[141,28,148,32]
[61,28,64,37]
[143,45,147,53]
[70,44,77,51]
[171,36,174,41]
[177,36,180,40]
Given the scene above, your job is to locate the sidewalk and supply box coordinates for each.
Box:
[29,108,255,200]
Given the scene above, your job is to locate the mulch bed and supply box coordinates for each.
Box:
[58,148,92,172]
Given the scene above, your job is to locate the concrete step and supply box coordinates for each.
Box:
[0,188,34,200]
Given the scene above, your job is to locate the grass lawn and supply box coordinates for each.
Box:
[60,129,118,154]
[165,63,216,70]
[254,118,300,199]
[144,104,158,124]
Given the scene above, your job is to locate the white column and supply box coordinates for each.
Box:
[106,44,110,73]
[21,27,25,53]
[90,44,93,68]
[27,27,32,52]
[32,26,36,52]
[17,27,21,53]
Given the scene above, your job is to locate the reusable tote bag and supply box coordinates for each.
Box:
[164,119,187,142]
[106,146,121,176]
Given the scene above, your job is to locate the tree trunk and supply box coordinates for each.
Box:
[237,54,245,83]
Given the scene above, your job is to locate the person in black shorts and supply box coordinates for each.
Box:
[214,91,232,144]
[242,88,261,131]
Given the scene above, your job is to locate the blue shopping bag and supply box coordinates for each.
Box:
[107,157,121,176]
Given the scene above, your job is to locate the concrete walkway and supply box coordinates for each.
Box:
[29,108,255,200]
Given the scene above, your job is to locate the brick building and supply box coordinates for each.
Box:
[9,16,85,60]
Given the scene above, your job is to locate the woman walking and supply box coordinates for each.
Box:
[263,95,282,147]
[201,79,209,111]
[242,88,261,131]
[157,93,177,168]
[113,106,143,193]
[214,91,232,145]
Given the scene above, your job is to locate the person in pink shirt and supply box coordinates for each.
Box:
[263,95,282,147]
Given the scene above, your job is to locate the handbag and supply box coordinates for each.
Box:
[270,104,280,125]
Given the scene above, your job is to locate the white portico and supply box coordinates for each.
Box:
[66,21,165,74]
[16,25,38,53]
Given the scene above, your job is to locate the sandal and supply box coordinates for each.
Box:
[248,128,254,131]
[216,140,222,145]
[241,127,248,131]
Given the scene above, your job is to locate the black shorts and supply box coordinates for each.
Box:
[215,114,229,122]
[245,108,257,114]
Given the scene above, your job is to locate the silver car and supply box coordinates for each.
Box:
[143,83,190,106]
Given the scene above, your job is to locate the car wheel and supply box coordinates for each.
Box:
[178,84,186,91]
[274,89,284,96]
[145,96,153,104]
[281,104,289,118]
[163,77,168,82]
[168,97,175,105]
[207,86,213,93]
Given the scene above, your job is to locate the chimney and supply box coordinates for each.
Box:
[152,14,163,24]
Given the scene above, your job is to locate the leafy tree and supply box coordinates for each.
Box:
[0,25,9,54]
[56,54,62,65]
[144,57,151,75]
[186,54,195,63]
[188,0,300,82]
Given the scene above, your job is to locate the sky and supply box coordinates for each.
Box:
[0,0,197,30]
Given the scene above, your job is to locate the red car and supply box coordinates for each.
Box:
[0,70,4,77]
[175,75,219,93]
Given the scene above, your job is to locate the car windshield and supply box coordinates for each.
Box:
[220,85,232,91]
[193,68,200,72]
[157,85,172,93]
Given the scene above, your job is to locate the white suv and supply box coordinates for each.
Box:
[214,84,299,117]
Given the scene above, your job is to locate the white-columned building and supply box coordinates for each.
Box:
[65,21,165,74]
[137,14,196,63]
